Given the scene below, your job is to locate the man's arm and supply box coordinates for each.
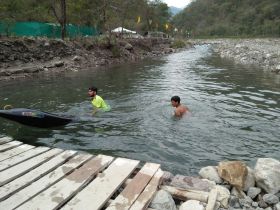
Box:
[174,109,182,117]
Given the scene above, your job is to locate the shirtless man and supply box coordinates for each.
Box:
[171,96,189,117]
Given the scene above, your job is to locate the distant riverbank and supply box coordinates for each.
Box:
[190,38,280,73]
[0,37,190,81]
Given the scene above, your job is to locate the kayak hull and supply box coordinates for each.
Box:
[0,108,73,128]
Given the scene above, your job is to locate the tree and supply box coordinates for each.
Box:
[50,0,67,39]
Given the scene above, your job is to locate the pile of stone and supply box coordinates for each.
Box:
[0,37,182,80]
[191,39,280,73]
[149,158,280,210]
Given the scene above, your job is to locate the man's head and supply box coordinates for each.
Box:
[88,86,97,97]
[171,96,180,107]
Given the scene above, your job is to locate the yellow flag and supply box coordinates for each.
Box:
[165,23,169,30]
[137,16,141,24]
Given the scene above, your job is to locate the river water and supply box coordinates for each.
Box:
[0,45,279,175]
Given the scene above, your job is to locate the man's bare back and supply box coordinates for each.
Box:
[174,104,189,117]
[171,96,189,117]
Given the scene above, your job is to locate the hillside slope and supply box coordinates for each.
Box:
[172,0,280,37]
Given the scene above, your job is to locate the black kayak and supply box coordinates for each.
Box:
[0,108,73,128]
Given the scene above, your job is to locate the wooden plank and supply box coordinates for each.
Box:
[15,154,114,210]
[0,153,92,210]
[0,144,34,162]
[0,150,76,201]
[0,147,49,172]
[129,169,164,210]
[0,137,13,145]
[160,185,209,203]
[62,157,140,210]
[0,148,63,186]
[106,163,161,210]
[0,141,22,152]
[206,188,218,210]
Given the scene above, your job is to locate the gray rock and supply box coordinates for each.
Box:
[258,199,269,208]
[275,202,280,210]
[149,190,176,210]
[54,61,64,67]
[247,187,262,199]
[231,187,246,198]
[22,66,42,73]
[228,196,241,208]
[263,194,279,205]
[254,158,280,194]
[215,185,231,208]
[244,167,255,191]
[239,196,253,208]
[171,175,213,192]
[264,207,272,210]
[124,43,133,51]
[72,55,81,61]
[199,166,223,184]
[44,41,50,47]
[252,201,259,207]
[162,171,174,185]
[179,200,204,210]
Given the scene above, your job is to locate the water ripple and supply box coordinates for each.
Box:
[0,45,279,174]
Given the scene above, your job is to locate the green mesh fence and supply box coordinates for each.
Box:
[0,21,98,38]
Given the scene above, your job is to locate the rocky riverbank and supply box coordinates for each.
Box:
[190,38,280,73]
[150,158,280,210]
[0,36,188,81]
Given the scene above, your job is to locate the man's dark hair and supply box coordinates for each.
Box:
[89,86,98,93]
[171,96,180,103]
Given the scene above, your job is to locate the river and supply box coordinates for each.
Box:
[0,45,279,175]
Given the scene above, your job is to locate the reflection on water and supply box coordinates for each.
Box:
[0,45,279,174]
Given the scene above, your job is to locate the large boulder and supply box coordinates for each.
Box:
[254,158,280,194]
[215,185,230,208]
[218,161,248,190]
[149,190,176,210]
[244,166,255,191]
[199,166,223,184]
[170,175,214,192]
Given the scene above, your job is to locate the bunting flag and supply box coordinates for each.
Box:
[137,16,141,24]
[149,19,152,25]
[165,23,169,30]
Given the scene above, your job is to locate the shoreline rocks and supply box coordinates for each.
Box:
[151,158,280,210]
[0,36,188,81]
[190,38,280,73]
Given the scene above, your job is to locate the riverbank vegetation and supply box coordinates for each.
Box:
[0,0,171,39]
[172,0,280,38]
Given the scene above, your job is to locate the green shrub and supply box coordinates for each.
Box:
[170,39,186,48]
[111,45,121,58]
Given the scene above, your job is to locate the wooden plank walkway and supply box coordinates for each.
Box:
[0,137,163,210]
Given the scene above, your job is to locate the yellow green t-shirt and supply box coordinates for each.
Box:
[91,95,110,111]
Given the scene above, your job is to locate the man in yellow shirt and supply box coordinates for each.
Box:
[88,86,110,113]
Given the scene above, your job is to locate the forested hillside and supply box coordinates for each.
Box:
[172,0,280,37]
[0,0,171,38]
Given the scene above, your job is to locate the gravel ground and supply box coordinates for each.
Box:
[190,38,280,73]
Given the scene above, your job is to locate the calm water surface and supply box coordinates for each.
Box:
[0,45,279,174]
